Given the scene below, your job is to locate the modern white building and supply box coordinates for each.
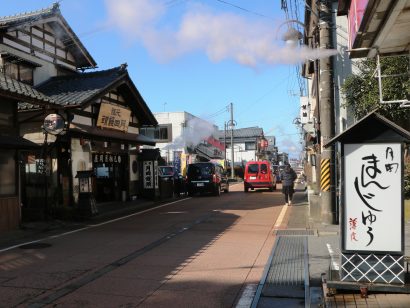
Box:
[141,112,224,174]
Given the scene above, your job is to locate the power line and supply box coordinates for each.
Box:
[203,105,230,120]
[213,0,276,21]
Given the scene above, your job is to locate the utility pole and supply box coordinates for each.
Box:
[318,0,335,224]
[229,102,235,179]
[224,122,227,168]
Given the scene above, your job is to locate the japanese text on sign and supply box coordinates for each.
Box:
[96,102,131,132]
[344,143,402,252]
[93,153,123,164]
[143,161,153,189]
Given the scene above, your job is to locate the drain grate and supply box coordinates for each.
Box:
[19,242,52,249]
[275,229,314,236]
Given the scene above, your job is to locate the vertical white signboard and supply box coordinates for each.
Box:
[344,143,402,252]
[154,160,159,189]
[143,161,153,189]
[300,96,309,124]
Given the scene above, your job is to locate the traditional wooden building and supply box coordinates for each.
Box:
[0,73,60,231]
[0,3,157,224]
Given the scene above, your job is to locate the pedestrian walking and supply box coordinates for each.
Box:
[280,163,297,205]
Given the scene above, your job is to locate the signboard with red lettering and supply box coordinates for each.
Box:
[344,143,402,253]
[260,139,268,148]
[96,103,131,132]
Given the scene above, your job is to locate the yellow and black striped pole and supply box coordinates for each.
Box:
[320,158,331,192]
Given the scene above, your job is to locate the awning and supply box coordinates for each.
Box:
[0,135,41,149]
[69,123,156,146]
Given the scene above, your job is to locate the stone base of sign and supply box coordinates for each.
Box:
[340,253,404,284]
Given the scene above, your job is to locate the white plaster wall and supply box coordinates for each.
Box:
[154,112,188,158]
[226,142,256,166]
[128,126,139,134]
[71,138,93,203]
[72,115,92,126]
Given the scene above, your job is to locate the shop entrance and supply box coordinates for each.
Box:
[93,153,127,203]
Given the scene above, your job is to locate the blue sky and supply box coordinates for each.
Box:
[2,0,319,159]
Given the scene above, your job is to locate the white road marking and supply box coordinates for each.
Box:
[235,284,257,308]
[274,204,288,228]
[0,198,190,253]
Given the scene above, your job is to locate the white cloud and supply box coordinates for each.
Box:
[104,0,337,68]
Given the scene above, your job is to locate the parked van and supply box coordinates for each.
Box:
[186,162,229,196]
[244,160,277,192]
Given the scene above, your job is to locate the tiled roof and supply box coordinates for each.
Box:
[0,3,58,27]
[217,126,264,139]
[36,65,128,106]
[0,73,56,108]
[35,64,158,126]
[0,3,96,69]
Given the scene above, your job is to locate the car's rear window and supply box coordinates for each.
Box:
[159,167,174,176]
[260,164,268,174]
[247,164,259,174]
[188,164,214,176]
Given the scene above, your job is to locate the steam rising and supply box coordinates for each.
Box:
[164,118,217,150]
[104,0,337,68]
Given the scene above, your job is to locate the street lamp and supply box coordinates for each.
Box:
[227,102,236,179]
[276,19,305,47]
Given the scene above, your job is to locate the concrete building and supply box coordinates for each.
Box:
[141,111,225,175]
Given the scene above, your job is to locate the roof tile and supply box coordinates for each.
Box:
[36,65,128,106]
[0,73,55,107]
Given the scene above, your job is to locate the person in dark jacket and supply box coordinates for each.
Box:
[280,164,297,205]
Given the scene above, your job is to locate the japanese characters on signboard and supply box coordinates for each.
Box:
[96,102,131,132]
[93,153,123,164]
[173,151,182,174]
[300,96,309,124]
[143,161,159,189]
[143,161,153,189]
[344,143,402,253]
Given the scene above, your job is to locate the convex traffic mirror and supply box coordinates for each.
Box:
[43,113,65,135]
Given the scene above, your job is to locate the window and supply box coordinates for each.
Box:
[19,65,33,85]
[155,126,169,140]
[7,63,33,84]
[247,163,259,174]
[140,127,155,139]
[245,142,256,150]
[4,62,34,85]
[140,125,172,142]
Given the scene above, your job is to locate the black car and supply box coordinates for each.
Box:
[186,162,229,196]
[158,166,186,196]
